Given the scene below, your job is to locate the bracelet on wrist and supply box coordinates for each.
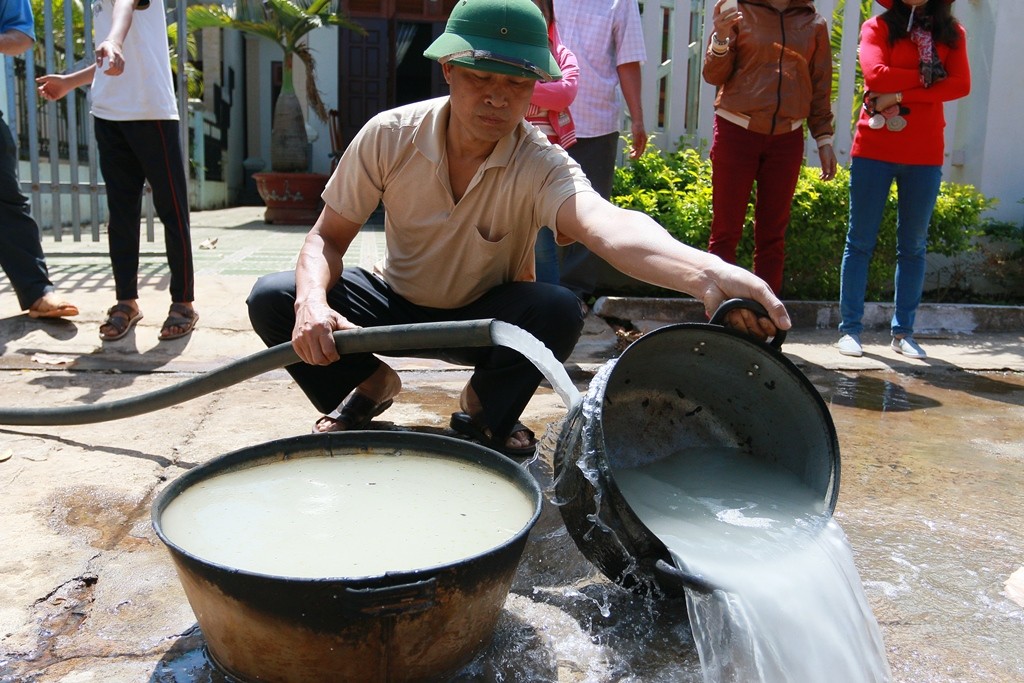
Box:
[710,33,730,56]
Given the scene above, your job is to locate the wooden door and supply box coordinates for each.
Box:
[338,17,390,147]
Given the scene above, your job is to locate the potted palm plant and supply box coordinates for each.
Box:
[187,0,363,223]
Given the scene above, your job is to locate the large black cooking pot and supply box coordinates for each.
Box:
[151,431,543,683]
[553,299,840,597]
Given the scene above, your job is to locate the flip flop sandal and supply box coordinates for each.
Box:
[449,411,537,458]
[28,302,79,319]
[159,303,199,341]
[99,304,143,341]
[313,394,395,433]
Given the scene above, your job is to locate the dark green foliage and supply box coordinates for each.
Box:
[974,210,1024,299]
[612,145,714,250]
[611,139,996,301]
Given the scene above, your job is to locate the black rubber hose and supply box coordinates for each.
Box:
[654,559,720,595]
[0,320,497,426]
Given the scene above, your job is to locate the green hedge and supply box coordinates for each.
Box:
[611,141,996,301]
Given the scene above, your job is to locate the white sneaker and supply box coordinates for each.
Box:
[891,336,927,359]
[837,334,863,357]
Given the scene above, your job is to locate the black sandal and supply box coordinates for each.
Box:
[449,412,537,458]
[99,304,143,341]
[158,303,199,341]
[313,394,394,433]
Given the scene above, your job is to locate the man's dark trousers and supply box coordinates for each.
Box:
[0,109,54,310]
[247,267,586,440]
[94,117,194,303]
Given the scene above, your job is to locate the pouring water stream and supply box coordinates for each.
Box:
[551,324,892,683]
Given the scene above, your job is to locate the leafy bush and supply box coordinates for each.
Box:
[972,210,1024,300]
[611,140,997,301]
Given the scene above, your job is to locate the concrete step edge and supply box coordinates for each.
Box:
[594,297,1024,334]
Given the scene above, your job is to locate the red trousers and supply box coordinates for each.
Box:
[708,115,805,295]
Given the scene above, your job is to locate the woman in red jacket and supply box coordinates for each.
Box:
[837,0,970,359]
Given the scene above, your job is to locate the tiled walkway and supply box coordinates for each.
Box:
[26,208,385,285]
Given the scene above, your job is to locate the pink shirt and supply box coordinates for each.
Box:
[526,24,579,148]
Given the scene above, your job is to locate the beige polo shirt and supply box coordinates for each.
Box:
[321,97,595,309]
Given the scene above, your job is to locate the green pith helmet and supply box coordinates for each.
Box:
[424,0,562,82]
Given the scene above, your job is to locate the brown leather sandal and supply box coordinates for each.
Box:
[99,304,143,341]
[158,303,199,341]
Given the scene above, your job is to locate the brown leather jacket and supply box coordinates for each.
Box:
[703,0,834,141]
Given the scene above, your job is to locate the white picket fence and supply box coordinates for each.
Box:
[635,0,961,173]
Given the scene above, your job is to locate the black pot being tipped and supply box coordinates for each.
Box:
[553,300,840,597]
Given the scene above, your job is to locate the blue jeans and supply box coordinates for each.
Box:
[839,157,942,338]
[535,226,560,284]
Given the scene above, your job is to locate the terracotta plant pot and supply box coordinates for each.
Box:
[252,172,329,225]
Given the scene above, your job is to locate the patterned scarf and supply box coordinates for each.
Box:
[909,14,947,88]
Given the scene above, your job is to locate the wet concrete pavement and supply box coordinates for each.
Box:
[2,207,1023,682]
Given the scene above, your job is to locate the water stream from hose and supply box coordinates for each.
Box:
[489,321,581,411]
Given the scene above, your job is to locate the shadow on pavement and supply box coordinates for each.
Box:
[0,427,199,469]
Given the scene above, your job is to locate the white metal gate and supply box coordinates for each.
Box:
[2,1,189,242]
[637,0,961,172]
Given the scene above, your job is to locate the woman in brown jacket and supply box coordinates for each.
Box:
[703,0,837,295]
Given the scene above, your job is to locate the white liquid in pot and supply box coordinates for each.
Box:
[159,454,536,578]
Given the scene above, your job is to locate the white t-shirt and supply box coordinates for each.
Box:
[90,0,178,121]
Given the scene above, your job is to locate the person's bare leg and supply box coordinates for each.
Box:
[357,363,403,404]
[460,382,532,449]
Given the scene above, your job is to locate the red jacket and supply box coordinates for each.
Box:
[852,17,971,166]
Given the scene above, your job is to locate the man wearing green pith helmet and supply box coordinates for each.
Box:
[247,0,791,458]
